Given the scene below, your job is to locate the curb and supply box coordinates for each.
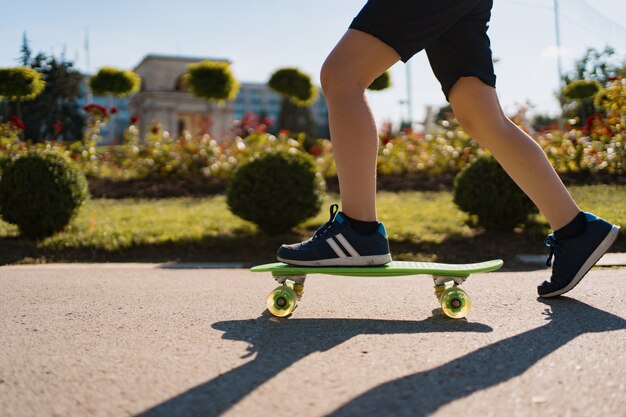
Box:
[514,252,626,267]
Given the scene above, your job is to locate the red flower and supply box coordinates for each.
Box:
[53,120,64,135]
[130,115,140,125]
[584,113,605,135]
[84,103,108,117]
[110,107,119,115]
[9,116,25,130]
[308,144,322,156]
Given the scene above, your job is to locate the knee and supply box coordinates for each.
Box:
[320,57,368,98]
[449,77,510,139]
[454,106,509,140]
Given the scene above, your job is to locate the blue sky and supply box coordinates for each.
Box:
[1,0,625,126]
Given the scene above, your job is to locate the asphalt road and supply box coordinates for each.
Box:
[0,264,624,417]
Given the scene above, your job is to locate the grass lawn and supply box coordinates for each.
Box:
[1,185,624,265]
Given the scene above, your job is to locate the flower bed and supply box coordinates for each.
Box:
[1,88,624,193]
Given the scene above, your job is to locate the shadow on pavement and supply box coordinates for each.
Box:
[326,297,626,417]
[136,298,626,417]
[135,314,492,417]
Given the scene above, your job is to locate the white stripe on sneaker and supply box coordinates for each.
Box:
[335,233,360,257]
[326,238,347,258]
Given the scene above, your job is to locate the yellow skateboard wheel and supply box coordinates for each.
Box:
[266,285,298,317]
[440,287,471,319]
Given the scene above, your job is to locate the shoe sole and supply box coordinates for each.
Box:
[540,225,621,298]
[277,254,393,267]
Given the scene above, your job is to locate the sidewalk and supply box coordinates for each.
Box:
[514,252,626,267]
[0,264,624,417]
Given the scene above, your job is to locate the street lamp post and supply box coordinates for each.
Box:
[554,0,565,127]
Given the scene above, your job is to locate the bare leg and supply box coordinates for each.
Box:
[321,29,400,221]
[449,77,580,230]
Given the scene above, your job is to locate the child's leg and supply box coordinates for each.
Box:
[448,77,580,230]
[276,28,399,266]
[320,29,400,221]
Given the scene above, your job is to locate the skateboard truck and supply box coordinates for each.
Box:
[264,274,306,317]
[433,275,470,318]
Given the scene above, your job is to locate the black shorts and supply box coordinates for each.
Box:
[349,0,496,100]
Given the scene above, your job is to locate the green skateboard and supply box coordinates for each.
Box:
[251,259,503,319]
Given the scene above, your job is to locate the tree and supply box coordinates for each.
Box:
[563,79,602,123]
[0,36,85,142]
[0,66,45,137]
[268,68,318,137]
[0,67,45,103]
[564,46,626,85]
[89,66,141,97]
[0,35,46,122]
[89,67,141,143]
[19,32,31,66]
[183,61,239,101]
[560,46,626,125]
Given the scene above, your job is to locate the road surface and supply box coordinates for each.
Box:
[0,263,624,417]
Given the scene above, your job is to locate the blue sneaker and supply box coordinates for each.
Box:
[538,212,620,298]
[277,204,392,266]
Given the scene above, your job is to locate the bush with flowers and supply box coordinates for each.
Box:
[376,120,488,177]
[536,79,625,177]
[0,79,623,192]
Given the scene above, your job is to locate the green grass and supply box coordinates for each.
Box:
[1,185,624,265]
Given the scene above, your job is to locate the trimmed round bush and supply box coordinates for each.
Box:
[563,79,601,100]
[453,156,538,231]
[227,151,324,234]
[183,61,239,101]
[0,150,89,238]
[268,68,317,106]
[0,66,46,101]
[367,71,392,91]
[89,66,141,97]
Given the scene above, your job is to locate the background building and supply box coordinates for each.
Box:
[130,54,233,141]
[118,54,329,143]
[234,82,329,137]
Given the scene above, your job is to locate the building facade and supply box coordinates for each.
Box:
[127,54,329,141]
[129,54,233,140]
[233,82,329,137]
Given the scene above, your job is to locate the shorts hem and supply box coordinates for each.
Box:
[444,73,497,101]
[348,21,413,63]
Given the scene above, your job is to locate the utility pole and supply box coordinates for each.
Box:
[85,27,93,103]
[553,0,564,86]
[406,61,414,128]
[553,0,564,126]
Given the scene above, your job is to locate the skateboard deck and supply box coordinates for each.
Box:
[252,259,503,319]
